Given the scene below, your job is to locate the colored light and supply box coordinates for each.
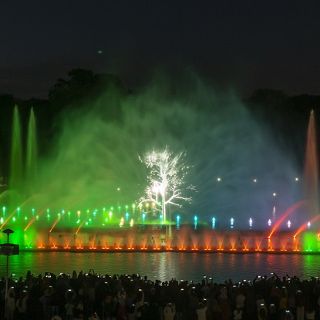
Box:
[194,215,198,230]
[307,221,311,229]
[217,177,221,182]
[230,217,234,228]
[287,220,291,228]
[249,218,253,228]
[212,217,216,229]
[268,219,272,227]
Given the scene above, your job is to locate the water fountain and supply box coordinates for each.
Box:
[0,107,319,253]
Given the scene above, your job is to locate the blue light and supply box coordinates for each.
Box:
[194,215,198,230]
[230,217,234,229]
[176,215,181,229]
[212,217,216,229]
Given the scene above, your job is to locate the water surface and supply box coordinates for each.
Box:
[1,252,320,283]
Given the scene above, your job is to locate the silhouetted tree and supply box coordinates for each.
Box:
[48,68,127,110]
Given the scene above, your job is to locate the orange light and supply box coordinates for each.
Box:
[102,247,109,250]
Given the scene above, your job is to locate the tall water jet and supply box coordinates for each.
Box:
[304,110,319,217]
[9,105,23,190]
[26,108,38,182]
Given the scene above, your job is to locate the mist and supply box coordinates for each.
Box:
[26,74,302,230]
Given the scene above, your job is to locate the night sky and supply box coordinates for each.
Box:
[1,1,320,98]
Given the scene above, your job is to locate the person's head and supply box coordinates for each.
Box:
[259,307,266,319]
[284,309,293,320]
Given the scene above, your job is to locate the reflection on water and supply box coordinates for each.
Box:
[1,252,320,282]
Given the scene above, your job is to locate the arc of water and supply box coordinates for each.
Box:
[24,207,45,231]
[0,197,35,230]
[293,214,320,239]
[49,209,69,233]
[75,220,86,234]
[268,200,305,239]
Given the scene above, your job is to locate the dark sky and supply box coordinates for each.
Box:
[1,0,320,98]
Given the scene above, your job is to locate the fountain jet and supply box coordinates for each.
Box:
[304,110,319,217]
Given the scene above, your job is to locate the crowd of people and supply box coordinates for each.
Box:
[1,270,320,320]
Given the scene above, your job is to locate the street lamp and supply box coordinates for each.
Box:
[1,228,19,314]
